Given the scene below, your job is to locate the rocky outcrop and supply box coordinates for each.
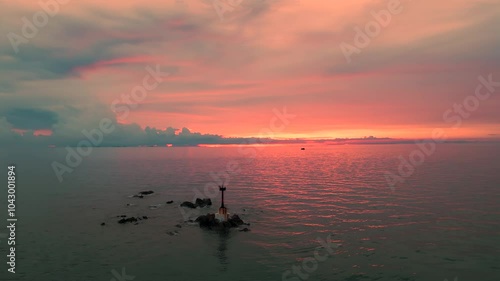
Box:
[117,216,147,224]
[195,198,212,207]
[118,217,138,224]
[180,198,212,209]
[195,214,247,229]
[195,213,217,228]
[180,201,197,208]
[228,214,244,226]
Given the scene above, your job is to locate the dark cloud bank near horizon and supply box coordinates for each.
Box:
[0,107,499,147]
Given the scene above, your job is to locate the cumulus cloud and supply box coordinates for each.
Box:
[0,105,271,146]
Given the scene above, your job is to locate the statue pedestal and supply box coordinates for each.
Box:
[216,207,229,222]
[215,213,228,222]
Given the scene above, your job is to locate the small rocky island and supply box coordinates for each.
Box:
[184,184,250,231]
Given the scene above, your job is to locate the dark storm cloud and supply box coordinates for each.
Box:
[4,108,58,130]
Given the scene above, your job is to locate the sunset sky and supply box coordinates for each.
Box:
[1,0,499,145]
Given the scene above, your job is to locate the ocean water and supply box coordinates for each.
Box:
[0,143,499,281]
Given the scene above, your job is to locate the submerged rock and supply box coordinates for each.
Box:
[149,204,161,210]
[239,228,251,232]
[166,200,174,204]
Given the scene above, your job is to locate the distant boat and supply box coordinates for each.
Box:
[301,148,305,150]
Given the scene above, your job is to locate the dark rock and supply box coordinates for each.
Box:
[139,190,154,195]
[134,223,139,225]
[133,195,144,199]
[101,222,106,226]
[228,214,244,227]
[166,200,174,204]
[195,213,248,229]
[195,198,212,207]
[239,228,251,232]
[118,217,138,224]
[142,216,148,220]
[175,224,182,228]
[195,198,204,206]
[120,215,127,217]
[180,198,212,208]
[138,217,142,220]
[180,201,197,209]
[196,213,217,228]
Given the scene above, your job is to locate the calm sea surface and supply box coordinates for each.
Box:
[0,144,499,281]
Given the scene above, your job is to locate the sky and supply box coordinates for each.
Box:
[0,0,499,146]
